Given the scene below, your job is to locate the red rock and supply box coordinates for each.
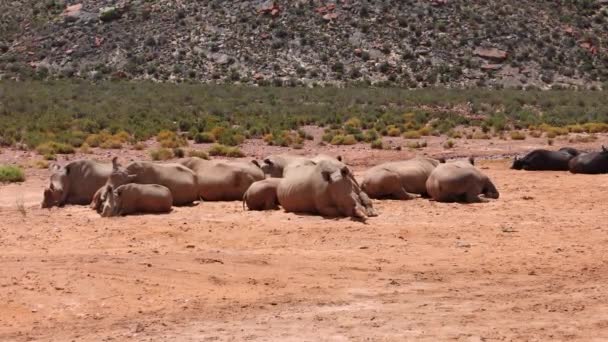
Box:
[95,37,104,47]
[473,47,507,61]
[354,49,362,56]
[481,63,502,71]
[323,12,339,20]
[62,3,82,17]
[253,73,264,80]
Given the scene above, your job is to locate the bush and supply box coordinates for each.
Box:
[80,143,92,154]
[370,139,383,149]
[0,165,25,183]
[100,138,123,149]
[194,132,216,143]
[36,141,75,155]
[510,131,526,140]
[173,148,185,158]
[403,130,422,139]
[208,144,245,157]
[443,140,455,149]
[331,134,357,145]
[529,131,542,138]
[387,126,401,137]
[188,149,209,159]
[547,138,554,146]
[418,126,433,136]
[407,140,427,149]
[132,142,146,150]
[472,132,491,139]
[157,130,188,148]
[150,148,174,161]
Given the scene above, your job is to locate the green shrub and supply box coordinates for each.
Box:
[370,139,383,149]
[194,132,216,143]
[188,149,209,159]
[208,144,245,157]
[80,143,92,154]
[0,165,25,183]
[443,140,455,149]
[150,148,174,161]
[387,125,401,137]
[510,131,526,140]
[472,132,491,139]
[36,141,75,155]
[529,131,542,138]
[403,130,422,139]
[407,140,427,149]
[100,138,123,149]
[173,148,185,158]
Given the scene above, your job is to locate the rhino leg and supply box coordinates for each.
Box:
[392,188,416,200]
[465,191,487,203]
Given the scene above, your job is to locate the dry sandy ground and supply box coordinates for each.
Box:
[2,138,608,341]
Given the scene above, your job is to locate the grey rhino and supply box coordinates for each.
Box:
[277,160,367,219]
[361,157,443,200]
[260,154,312,178]
[242,178,281,211]
[101,183,173,217]
[42,159,112,208]
[93,157,199,210]
[426,159,499,203]
[179,157,264,201]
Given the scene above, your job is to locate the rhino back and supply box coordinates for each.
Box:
[66,160,112,203]
[118,184,172,214]
[126,162,198,205]
[277,166,317,213]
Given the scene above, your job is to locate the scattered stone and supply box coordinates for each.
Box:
[474,47,508,62]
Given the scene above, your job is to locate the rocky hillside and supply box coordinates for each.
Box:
[1,0,608,89]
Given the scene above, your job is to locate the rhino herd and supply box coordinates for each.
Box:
[41,152,506,220]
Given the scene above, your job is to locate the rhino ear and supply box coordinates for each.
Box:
[514,156,519,161]
[112,157,120,171]
[49,163,62,172]
[251,160,261,168]
[336,155,343,162]
[468,157,475,165]
[340,166,350,176]
[438,157,446,163]
[321,170,332,183]
[263,158,273,166]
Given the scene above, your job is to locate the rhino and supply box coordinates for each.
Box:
[426,158,499,203]
[179,157,265,201]
[100,183,173,217]
[512,148,579,171]
[361,157,443,200]
[242,178,281,211]
[569,146,608,174]
[93,157,199,210]
[260,154,312,178]
[277,160,367,219]
[42,159,112,208]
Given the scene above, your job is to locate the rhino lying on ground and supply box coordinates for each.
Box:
[93,158,199,210]
[42,160,112,208]
[262,154,377,217]
[277,160,367,219]
[243,178,281,211]
[569,146,608,174]
[179,157,264,201]
[426,158,499,203]
[511,147,579,171]
[101,184,173,217]
[361,157,443,200]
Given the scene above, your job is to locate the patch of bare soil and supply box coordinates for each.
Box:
[1,138,608,341]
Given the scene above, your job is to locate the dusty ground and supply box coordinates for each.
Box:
[2,135,608,341]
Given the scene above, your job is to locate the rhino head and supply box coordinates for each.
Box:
[100,185,124,217]
[511,156,524,170]
[106,157,137,188]
[261,157,284,178]
[320,162,366,219]
[41,163,70,208]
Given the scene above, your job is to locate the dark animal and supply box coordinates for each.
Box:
[569,146,608,174]
[511,148,578,171]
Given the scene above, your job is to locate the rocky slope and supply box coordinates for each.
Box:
[1,0,608,89]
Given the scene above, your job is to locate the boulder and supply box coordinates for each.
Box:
[473,47,507,62]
